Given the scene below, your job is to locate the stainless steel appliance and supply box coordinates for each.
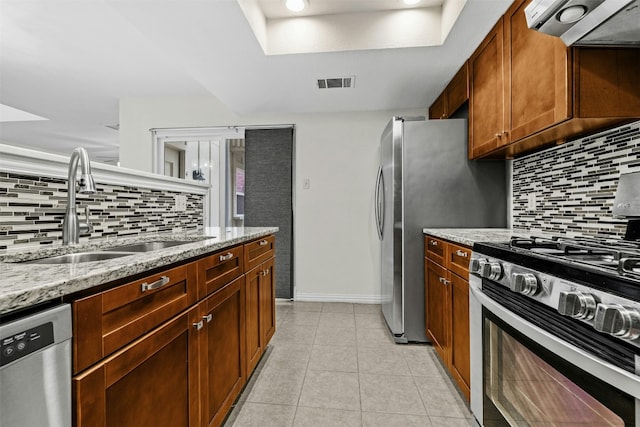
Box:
[375,116,506,343]
[469,236,640,426]
[525,0,640,46]
[0,304,72,427]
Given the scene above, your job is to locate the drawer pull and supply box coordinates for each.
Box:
[262,269,269,276]
[193,321,204,330]
[141,276,170,292]
[455,250,469,258]
[438,277,451,286]
[219,252,234,261]
[259,240,269,246]
[203,314,213,323]
[430,240,438,246]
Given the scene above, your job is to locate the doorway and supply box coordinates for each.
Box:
[151,126,295,299]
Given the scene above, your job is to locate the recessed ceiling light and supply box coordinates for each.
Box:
[285,0,308,12]
[403,0,421,5]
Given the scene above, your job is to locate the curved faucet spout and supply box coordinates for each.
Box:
[63,147,96,245]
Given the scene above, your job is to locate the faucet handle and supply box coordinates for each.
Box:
[79,206,93,234]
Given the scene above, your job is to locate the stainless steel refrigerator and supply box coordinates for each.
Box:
[374,116,506,343]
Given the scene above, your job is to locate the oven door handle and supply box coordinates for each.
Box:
[469,279,640,400]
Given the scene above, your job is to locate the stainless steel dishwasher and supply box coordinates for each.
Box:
[1,304,72,427]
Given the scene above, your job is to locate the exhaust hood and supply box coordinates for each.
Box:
[524,0,640,46]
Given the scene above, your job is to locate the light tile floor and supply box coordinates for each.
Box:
[224,301,474,427]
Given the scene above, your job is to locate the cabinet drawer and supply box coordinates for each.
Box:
[244,235,275,271]
[73,263,198,374]
[198,245,244,298]
[448,243,472,278]
[425,236,446,266]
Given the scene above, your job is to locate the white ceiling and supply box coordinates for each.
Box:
[0,0,511,164]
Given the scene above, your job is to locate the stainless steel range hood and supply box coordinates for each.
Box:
[525,0,640,46]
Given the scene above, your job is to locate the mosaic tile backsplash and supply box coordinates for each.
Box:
[512,121,640,238]
[0,172,204,250]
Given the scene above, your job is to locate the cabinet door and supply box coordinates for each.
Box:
[429,92,447,120]
[200,275,246,427]
[425,259,449,362]
[425,236,446,266]
[450,272,470,402]
[469,18,507,159]
[260,258,276,346]
[74,308,200,427]
[245,265,262,374]
[446,61,469,116]
[506,0,570,142]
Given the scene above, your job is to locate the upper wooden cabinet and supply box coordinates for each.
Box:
[429,62,469,120]
[468,0,640,159]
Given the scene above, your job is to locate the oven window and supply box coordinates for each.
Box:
[482,309,634,427]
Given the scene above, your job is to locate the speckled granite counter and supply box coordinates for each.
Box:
[0,227,277,315]
[422,228,530,247]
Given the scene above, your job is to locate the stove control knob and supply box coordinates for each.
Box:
[557,291,597,320]
[593,304,640,340]
[469,258,487,275]
[481,261,502,280]
[510,273,538,295]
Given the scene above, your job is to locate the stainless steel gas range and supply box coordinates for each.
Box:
[469,235,640,427]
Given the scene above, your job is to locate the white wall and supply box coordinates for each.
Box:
[119,95,423,302]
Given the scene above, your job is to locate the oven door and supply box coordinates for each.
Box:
[469,276,640,427]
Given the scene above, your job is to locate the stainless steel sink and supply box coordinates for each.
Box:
[26,251,135,265]
[101,240,196,253]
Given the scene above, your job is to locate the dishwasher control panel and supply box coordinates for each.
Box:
[1,322,54,366]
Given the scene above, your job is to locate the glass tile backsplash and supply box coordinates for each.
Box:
[0,172,203,250]
[512,121,640,238]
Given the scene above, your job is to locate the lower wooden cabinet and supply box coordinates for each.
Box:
[245,257,275,375]
[424,235,471,401]
[199,275,246,427]
[72,235,277,427]
[73,307,200,427]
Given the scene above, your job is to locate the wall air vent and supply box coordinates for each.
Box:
[316,76,355,89]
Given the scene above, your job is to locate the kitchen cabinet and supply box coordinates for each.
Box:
[73,263,198,374]
[424,235,471,401]
[429,61,469,120]
[72,235,277,427]
[74,307,200,427]
[199,275,246,427]
[245,237,276,375]
[468,0,640,159]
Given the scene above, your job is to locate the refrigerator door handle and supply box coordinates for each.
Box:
[375,166,383,240]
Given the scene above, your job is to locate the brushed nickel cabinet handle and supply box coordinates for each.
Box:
[219,252,233,261]
[193,321,204,330]
[495,133,502,138]
[203,314,213,323]
[141,275,170,292]
[438,277,451,285]
[259,240,269,246]
[430,240,438,246]
[455,250,469,258]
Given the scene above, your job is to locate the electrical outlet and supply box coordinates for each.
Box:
[175,195,187,212]
[527,193,536,211]
[303,178,311,190]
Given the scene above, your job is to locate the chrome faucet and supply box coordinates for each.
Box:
[62,147,97,245]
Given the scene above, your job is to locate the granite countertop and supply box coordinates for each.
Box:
[0,227,277,315]
[422,228,530,247]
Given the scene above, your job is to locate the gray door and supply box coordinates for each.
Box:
[244,128,294,299]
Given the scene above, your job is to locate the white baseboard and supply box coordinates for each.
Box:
[293,293,382,304]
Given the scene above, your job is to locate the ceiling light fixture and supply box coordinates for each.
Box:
[285,0,308,12]
[403,0,421,5]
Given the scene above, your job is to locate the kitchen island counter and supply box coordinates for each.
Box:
[0,227,277,315]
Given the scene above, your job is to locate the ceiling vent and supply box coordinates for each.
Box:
[316,76,355,90]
